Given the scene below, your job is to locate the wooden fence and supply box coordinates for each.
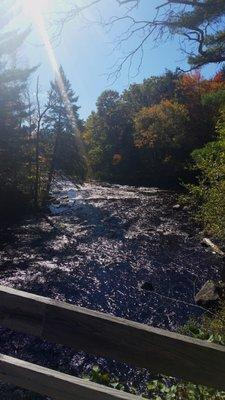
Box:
[0,285,224,399]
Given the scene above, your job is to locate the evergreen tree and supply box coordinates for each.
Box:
[45,66,86,189]
[162,0,225,68]
[122,71,179,113]
[0,2,36,218]
[61,1,225,72]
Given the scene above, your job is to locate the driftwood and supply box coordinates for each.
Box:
[202,238,224,257]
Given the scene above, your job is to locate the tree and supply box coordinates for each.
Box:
[186,107,225,239]
[135,99,189,150]
[202,68,225,119]
[0,2,37,217]
[44,66,86,194]
[122,70,179,113]
[175,70,225,149]
[34,77,51,208]
[57,1,225,76]
[83,90,136,182]
[134,99,190,184]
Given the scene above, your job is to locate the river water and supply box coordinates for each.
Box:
[0,180,221,398]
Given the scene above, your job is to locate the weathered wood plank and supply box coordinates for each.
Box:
[0,285,225,390]
[0,354,137,400]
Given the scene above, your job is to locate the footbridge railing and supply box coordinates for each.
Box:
[0,285,224,399]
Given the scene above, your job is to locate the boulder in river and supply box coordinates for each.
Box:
[195,280,225,307]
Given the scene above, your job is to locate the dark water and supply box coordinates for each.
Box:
[0,180,221,398]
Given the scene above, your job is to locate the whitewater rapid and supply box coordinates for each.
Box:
[0,179,221,397]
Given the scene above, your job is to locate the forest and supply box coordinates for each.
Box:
[1,0,225,399]
[3,27,225,240]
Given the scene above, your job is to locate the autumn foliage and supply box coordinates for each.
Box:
[134,100,189,150]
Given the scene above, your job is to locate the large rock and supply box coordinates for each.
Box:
[195,280,225,307]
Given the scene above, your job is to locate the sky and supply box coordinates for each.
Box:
[12,0,220,119]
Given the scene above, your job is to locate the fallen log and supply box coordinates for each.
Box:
[201,238,224,257]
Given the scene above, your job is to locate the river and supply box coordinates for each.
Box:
[0,179,221,398]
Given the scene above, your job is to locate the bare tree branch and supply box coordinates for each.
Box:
[52,0,225,80]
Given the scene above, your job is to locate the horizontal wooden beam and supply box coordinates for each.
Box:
[0,354,137,400]
[0,285,225,390]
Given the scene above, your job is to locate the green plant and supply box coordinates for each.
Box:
[82,366,126,392]
[146,378,225,400]
[180,307,225,346]
[83,303,225,399]
[185,104,225,239]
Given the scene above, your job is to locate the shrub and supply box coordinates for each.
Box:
[185,107,225,239]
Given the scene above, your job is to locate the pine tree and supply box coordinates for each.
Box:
[60,1,225,72]
[44,66,86,194]
[0,2,36,218]
[163,0,225,68]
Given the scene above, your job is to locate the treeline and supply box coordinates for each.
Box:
[0,7,86,219]
[83,70,225,188]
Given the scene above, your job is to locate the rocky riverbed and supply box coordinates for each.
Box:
[0,180,222,398]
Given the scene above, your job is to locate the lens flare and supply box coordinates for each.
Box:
[21,0,79,133]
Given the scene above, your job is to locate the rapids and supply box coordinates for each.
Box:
[0,179,221,398]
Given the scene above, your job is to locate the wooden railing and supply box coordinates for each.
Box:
[0,285,224,399]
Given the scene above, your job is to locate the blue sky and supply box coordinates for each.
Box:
[17,0,220,119]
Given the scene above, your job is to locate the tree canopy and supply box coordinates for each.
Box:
[82,69,225,186]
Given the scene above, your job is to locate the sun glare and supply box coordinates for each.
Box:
[21,0,48,16]
[17,0,79,133]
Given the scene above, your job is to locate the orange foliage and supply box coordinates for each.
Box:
[178,71,225,102]
[213,71,224,82]
[112,153,122,165]
[134,99,189,149]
